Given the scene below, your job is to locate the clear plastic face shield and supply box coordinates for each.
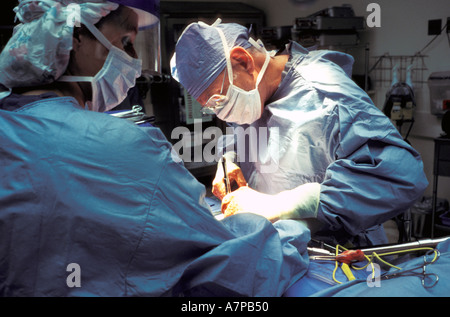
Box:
[132,7,161,76]
[127,3,164,111]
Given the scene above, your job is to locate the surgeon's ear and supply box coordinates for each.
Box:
[230,47,255,74]
[72,25,95,52]
[72,27,83,52]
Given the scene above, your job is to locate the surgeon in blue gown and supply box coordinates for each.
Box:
[0,1,310,296]
[171,20,428,247]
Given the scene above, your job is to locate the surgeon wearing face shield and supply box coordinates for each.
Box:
[171,20,429,247]
[0,0,158,112]
[0,1,313,297]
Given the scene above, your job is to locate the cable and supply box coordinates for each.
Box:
[417,21,448,55]
[330,244,440,285]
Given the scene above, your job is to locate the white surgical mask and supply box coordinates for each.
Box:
[59,20,142,112]
[210,28,270,125]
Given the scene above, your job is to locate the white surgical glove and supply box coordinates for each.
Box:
[221,183,321,222]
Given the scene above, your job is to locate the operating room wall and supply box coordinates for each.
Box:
[163,0,450,202]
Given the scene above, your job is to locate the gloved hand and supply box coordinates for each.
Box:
[221,183,321,223]
[212,152,247,200]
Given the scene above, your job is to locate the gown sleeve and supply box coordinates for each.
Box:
[308,52,428,239]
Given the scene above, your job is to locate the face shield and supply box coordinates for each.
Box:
[109,0,161,75]
[135,21,161,75]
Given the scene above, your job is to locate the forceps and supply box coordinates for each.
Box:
[421,249,440,288]
[381,249,440,289]
[222,156,231,195]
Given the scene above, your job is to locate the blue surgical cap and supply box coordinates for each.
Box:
[171,19,252,100]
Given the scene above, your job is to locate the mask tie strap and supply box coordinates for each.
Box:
[58,16,113,83]
[248,38,270,87]
[58,75,93,83]
[254,52,270,87]
[81,16,113,50]
[215,27,234,86]
[216,26,270,88]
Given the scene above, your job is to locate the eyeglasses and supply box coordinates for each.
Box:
[201,70,228,115]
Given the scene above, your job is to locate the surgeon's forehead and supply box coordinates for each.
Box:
[102,6,138,34]
[119,7,139,33]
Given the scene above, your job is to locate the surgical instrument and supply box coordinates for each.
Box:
[359,237,449,255]
[222,156,231,195]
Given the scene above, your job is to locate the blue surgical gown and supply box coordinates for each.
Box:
[232,42,428,246]
[0,95,310,296]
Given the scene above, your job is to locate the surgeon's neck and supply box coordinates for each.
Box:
[260,53,290,104]
[57,81,89,108]
[14,84,60,96]
[14,81,88,108]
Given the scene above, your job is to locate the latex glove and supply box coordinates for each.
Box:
[221,183,321,222]
[212,152,247,200]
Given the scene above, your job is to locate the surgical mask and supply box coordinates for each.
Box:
[59,20,142,112]
[202,28,270,125]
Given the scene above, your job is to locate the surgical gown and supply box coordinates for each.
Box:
[0,95,310,296]
[231,42,428,246]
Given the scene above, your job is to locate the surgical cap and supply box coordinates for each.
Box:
[0,0,119,88]
[171,19,252,100]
